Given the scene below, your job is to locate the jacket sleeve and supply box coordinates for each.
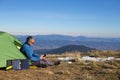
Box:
[33,53,40,57]
[23,45,40,61]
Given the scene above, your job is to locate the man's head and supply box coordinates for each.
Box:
[26,36,35,46]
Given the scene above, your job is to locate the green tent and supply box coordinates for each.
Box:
[0,31,26,68]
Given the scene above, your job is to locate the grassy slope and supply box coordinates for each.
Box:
[0,52,120,80]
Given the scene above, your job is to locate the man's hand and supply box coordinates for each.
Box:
[40,54,46,60]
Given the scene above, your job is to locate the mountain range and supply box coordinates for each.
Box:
[15,34,120,50]
[35,45,96,54]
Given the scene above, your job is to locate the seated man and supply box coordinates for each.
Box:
[20,36,60,68]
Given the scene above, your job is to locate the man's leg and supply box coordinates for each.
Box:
[32,60,60,68]
[41,60,60,66]
[32,60,54,67]
[45,60,54,66]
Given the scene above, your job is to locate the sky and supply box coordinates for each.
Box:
[0,0,120,37]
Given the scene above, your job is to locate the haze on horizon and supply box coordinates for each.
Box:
[0,0,120,38]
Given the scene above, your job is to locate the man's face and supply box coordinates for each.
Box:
[28,38,35,46]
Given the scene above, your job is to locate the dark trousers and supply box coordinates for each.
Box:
[32,59,54,67]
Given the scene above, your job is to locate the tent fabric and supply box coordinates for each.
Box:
[0,31,26,68]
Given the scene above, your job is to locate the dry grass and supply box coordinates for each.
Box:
[85,50,120,58]
[0,51,120,80]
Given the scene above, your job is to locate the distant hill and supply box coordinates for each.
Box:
[15,34,120,50]
[35,45,96,54]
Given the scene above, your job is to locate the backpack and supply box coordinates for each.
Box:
[6,59,29,70]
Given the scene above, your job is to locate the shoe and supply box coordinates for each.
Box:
[54,61,60,65]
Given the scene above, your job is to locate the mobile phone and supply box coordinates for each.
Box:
[43,54,46,57]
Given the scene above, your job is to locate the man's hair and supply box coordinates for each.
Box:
[26,36,33,42]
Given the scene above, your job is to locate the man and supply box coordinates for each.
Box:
[20,36,60,68]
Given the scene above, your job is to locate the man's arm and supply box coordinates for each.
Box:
[33,53,40,57]
[23,45,40,61]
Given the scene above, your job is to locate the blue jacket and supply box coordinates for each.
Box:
[20,43,40,61]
